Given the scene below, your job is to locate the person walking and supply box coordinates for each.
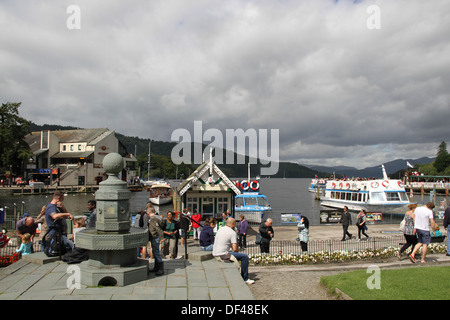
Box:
[444,204,450,257]
[339,206,353,241]
[356,209,370,241]
[409,202,436,263]
[297,216,309,252]
[399,204,418,258]
[238,215,248,249]
[259,218,274,254]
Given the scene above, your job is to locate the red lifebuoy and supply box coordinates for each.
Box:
[240,180,250,191]
[345,182,350,189]
[332,182,336,189]
[371,181,379,188]
[382,180,389,188]
[398,181,404,188]
[339,182,344,189]
[250,180,260,191]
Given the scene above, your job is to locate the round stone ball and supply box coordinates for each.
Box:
[103,153,124,174]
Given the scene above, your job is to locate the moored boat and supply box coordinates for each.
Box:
[149,182,173,205]
[234,179,271,224]
[320,167,410,212]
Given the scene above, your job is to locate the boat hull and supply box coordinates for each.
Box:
[320,199,408,213]
[149,196,173,206]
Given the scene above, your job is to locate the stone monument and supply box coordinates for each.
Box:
[76,152,149,286]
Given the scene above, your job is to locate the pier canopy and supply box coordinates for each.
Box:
[177,160,241,219]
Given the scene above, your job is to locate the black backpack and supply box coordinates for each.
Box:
[42,222,68,258]
[62,247,89,264]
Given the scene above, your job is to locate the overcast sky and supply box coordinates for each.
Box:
[1,0,449,170]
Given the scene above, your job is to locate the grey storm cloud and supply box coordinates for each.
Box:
[0,0,449,169]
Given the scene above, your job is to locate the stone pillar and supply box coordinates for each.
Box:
[77,153,149,287]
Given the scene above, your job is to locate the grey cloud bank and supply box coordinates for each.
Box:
[0,0,449,169]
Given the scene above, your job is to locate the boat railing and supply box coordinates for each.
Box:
[406,182,450,190]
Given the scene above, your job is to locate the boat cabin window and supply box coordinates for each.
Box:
[385,192,400,201]
[399,192,408,201]
[257,197,268,207]
[371,192,385,202]
[244,197,257,206]
[235,197,244,207]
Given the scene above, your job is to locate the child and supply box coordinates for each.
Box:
[431,224,442,237]
[16,233,32,255]
[72,217,86,244]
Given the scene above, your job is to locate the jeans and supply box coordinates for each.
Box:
[447,228,450,254]
[230,252,249,281]
[150,237,163,263]
[201,244,214,251]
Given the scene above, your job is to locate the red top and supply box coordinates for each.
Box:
[191,213,202,228]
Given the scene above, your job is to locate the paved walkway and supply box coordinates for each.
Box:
[0,242,254,300]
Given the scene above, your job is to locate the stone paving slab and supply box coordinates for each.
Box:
[0,245,255,300]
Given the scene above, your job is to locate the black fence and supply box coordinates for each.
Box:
[1,238,42,257]
[241,235,405,256]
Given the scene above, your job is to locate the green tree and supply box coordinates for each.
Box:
[433,141,450,173]
[0,102,32,175]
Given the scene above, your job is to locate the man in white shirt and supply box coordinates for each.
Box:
[213,217,254,284]
[409,202,436,263]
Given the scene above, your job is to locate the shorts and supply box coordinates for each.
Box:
[416,229,431,245]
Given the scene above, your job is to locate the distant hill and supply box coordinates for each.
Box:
[306,157,435,178]
[28,122,321,178]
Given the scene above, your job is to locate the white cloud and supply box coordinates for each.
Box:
[1,0,449,168]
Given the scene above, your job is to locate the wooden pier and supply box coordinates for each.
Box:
[0,184,144,196]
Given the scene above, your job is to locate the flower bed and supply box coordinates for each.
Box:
[249,244,447,266]
[0,253,19,268]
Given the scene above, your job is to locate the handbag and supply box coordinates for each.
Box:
[399,218,406,232]
[255,233,262,245]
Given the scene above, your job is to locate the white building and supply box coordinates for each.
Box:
[25,128,137,186]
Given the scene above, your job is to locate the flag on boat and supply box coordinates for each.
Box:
[406,161,414,168]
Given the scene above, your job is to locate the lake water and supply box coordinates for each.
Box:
[1,178,447,227]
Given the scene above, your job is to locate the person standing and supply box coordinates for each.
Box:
[339,206,353,241]
[356,209,370,241]
[191,210,202,240]
[87,200,97,228]
[147,207,165,276]
[297,216,309,252]
[238,215,248,249]
[409,202,436,263]
[443,204,450,257]
[399,204,418,258]
[45,191,74,252]
[213,218,254,284]
[161,211,179,259]
[259,218,274,254]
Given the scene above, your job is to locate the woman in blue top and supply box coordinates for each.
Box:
[297,216,309,252]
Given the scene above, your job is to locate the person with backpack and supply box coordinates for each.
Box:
[44,191,74,256]
[134,209,149,258]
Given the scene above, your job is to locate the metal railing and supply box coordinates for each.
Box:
[0,238,42,257]
[240,235,405,256]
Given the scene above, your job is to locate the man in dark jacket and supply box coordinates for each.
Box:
[444,205,450,256]
[339,206,353,241]
[259,218,274,254]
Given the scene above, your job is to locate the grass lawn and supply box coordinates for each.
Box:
[320,265,450,300]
